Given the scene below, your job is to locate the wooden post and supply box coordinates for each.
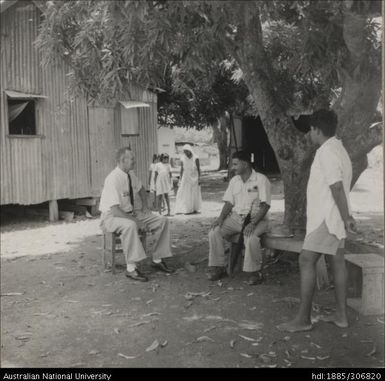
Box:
[49,200,59,222]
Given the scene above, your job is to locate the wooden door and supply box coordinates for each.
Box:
[88,107,116,196]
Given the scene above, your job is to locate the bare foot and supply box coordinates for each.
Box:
[319,314,349,328]
[277,320,313,333]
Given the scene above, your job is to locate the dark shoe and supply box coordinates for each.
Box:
[247,271,264,285]
[125,269,148,282]
[207,266,227,281]
[151,260,174,273]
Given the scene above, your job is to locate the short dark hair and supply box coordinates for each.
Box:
[309,109,338,137]
[160,153,169,161]
[116,146,131,162]
[232,150,251,164]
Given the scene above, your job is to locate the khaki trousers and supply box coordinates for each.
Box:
[101,210,172,266]
[208,212,269,272]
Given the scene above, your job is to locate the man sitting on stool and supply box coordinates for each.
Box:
[207,151,271,285]
[99,147,174,282]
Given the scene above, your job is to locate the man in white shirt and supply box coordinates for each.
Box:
[99,147,173,282]
[207,151,271,285]
[278,109,356,333]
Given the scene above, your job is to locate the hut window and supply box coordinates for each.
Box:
[118,101,150,136]
[8,99,37,135]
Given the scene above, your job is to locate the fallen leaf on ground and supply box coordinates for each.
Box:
[247,293,254,297]
[249,307,257,311]
[230,340,236,348]
[317,355,330,361]
[40,352,50,358]
[118,353,137,360]
[367,344,377,357]
[252,343,260,347]
[142,312,161,318]
[183,315,202,322]
[283,359,292,366]
[160,340,168,348]
[283,336,291,341]
[300,355,316,361]
[146,340,160,352]
[127,321,151,328]
[203,326,217,333]
[265,364,277,368]
[15,336,31,341]
[210,297,221,302]
[259,354,271,364]
[196,336,215,343]
[239,334,256,342]
[1,292,24,296]
[89,350,99,355]
[238,322,263,330]
[240,353,253,358]
[114,328,120,335]
[310,342,321,349]
[146,300,153,305]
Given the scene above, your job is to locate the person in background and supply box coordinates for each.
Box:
[148,154,159,210]
[278,109,356,333]
[154,153,172,216]
[175,144,202,214]
[99,147,174,282]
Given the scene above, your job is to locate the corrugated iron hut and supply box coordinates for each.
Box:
[0,0,158,220]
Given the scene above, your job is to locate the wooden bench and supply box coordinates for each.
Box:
[102,231,148,274]
[345,254,384,315]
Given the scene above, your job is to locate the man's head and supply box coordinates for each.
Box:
[309,109,338,145]
[231,151,252,176]
[116,147,135,173]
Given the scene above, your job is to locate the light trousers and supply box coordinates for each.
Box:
[208,212,269,272]
[101,210,172,268]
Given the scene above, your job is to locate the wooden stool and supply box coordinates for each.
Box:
[102,231,147,274]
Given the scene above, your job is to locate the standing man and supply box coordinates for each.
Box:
[207,151,271,285]
[99,147,174,282]
[278,109,356,333]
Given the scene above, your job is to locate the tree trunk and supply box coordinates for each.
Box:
[334,7,382,187]
[212,116,230,171]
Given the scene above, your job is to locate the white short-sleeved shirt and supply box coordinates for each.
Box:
[223,170,271,216]
[99,166,143,214]
[306,137,352,240]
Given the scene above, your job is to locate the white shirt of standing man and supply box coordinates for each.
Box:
[306,136,352,240]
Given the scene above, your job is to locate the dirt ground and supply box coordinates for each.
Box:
[1,166,384,368]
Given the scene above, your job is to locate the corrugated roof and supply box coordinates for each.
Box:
[118,101,150,109]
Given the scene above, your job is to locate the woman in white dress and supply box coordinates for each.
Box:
[175,144,202,214]
[154,153,172,216]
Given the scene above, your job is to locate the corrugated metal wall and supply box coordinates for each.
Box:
[0,1,158,205]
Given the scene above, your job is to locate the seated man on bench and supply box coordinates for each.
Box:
[207,151,271,285]
[99,147,174,282]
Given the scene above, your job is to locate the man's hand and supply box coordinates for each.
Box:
[211,217,224,230]
[243,223,255,238]
[344,215,357,234]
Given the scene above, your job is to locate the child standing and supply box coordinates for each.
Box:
[148,154,159,209]
[154,153,172,216]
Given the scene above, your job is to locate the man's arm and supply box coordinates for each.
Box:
[211,201,233,229]
[195,158,201,184]
[180,162,184,181]
[244,202,270,237]
[330,181,356,233]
